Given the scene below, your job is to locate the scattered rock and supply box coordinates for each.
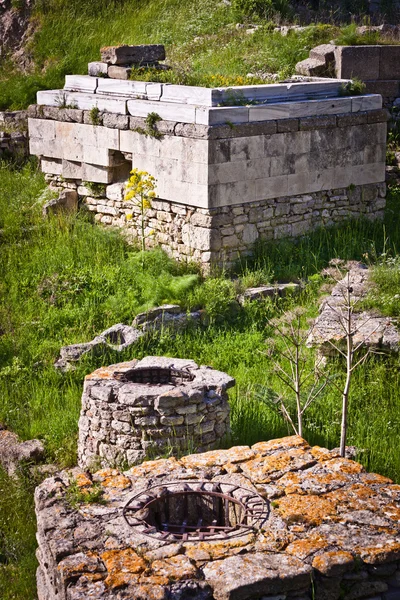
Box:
[307,264,400,357]
[54,308,200,371]
[42,190,78,217]
[132,304,201,332]
[0,429,44,476]
[237,283,300,305]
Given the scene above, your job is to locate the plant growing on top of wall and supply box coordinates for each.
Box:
[134,112,163,139]
[124,168,157,265]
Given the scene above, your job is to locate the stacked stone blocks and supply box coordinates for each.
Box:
[78,357,233,469]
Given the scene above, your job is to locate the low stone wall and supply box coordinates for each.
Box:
[46,173,386,269]
[78,357,233,469]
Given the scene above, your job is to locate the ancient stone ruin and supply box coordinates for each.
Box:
[78,356,233,469]
[297,43,400,106]
[27,45,387,269]
[35,435,400,600]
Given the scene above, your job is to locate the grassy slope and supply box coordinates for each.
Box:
[0,0,337,109]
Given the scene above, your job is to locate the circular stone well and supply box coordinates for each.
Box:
[78,356,234,469]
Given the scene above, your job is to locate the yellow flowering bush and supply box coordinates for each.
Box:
[124,168,157,259]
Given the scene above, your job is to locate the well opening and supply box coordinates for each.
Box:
[123,480,269,541]
[116,366,195,385]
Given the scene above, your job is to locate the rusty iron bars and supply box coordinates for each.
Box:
[123,480,270,542]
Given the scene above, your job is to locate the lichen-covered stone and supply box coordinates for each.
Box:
[35,436,400,600]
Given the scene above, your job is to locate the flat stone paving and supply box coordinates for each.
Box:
[35,435,400,600]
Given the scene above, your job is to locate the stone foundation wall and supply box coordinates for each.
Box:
[78,357,233,469]
[46,173,386,269]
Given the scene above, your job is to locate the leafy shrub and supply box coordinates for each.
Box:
[339,78,366,96]
[188,277,238,322]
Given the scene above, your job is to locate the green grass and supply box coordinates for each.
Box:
[0,0,338,109]
[2,166,400,597]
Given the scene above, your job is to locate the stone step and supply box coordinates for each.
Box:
[295,57,328,77]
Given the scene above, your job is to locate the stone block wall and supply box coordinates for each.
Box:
[0,110,28,160]
[78,357,234,469]
[28,79,388,269]
[36,104,387,269]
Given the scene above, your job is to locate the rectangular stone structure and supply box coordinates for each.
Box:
[29,77,387,270]
[100,44,166,65]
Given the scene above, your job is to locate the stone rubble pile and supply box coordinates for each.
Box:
[296,42,400,106]
[35,435,400,600]
[307,263,400,356]
[88,44,168,81]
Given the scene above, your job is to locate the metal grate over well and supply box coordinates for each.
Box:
[123,480,270,542]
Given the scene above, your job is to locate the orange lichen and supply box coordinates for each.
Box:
[312,551,354,576]
[326,484,379,512]
[101,475,131,489]
[356,543,400,564]
[360,472,393,485]
[139,574,169,586]
[275,494,337,526]
[184,535,254,560]
[180,446,255,469]
[311,446,340,461]
[241,448,316,484]
[85,361,138,380]
[129,458,179,478]
[101,548,146,589]
[75,473,93,488]
[285,537,328,560]
[324,458,364,475]
[151,555,197,581]
[252,435,308,456]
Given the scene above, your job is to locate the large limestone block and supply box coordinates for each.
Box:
[28,118,56,139]
[249,97,352,121]
[295,57,327,77]
[64,75,98,93]
[41,157,62,175]
[310,43,336,66]
[127,98,196,123]
[161,84,213,105]
[81,163,113,184]
[37,90,128,114]
[335,46,380,80]
[97,78,148,98]
[379,45,400,79]
[100,44,166,65]
[88,61,108,77]
[195,106,249,126]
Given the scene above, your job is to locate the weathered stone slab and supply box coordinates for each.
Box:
[127,98,196,123]
[0,429,44,476]
[97,78,148,98]
[335,46,381,80]
[351,94,382,112]
[88,61,108,77]
[100,44,166,65]
[161,84,213,106]
[196,106,249,126]
[37,90,128,114]
[64,75,98,94]
[202,553,312,599]
[249,97,352,121]
[307,264,400,356]
[379,45,400,80]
